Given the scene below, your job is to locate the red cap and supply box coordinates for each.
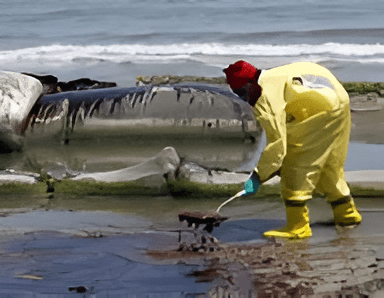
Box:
[223,60,258,90]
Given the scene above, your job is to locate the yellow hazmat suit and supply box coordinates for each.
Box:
[224,60,362,238]
[255,62,351,204]
[251,62,362,238]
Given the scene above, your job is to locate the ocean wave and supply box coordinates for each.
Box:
[1,43,384,65]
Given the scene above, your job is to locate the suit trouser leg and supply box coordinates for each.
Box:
[280,105,361,227]
[281,107,350,204]
[264,109,347,239]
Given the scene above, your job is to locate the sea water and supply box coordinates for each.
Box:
[1,0,384,86]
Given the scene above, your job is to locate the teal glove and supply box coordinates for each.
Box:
[244,171,261,196]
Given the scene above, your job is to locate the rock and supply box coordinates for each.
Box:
[350,93,378,104]
[350,93,382,112]
[41,162,78,180]
[23,73,117,94]
[22,73,58,94]
[208,171,249,184]
[0,173,37,184]
[0,71,43,152]
[55,78,116,93]
[68,286,88,293]
[71,147,180,186]
[177,162,210,183]
[367,92,379,100]
[178,161,249,184]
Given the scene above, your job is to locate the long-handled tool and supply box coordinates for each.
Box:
[178,190,246,233]
[215,190,246,213]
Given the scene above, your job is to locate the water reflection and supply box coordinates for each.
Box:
[0,131,261,174]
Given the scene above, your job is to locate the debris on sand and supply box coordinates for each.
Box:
[178,210,228,232]
[153,217,383,297]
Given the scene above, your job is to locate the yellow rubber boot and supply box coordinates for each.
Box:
[331,196,362,226]
[263,205,312,239]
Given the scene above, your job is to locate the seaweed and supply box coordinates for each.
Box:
[342,82,384,95]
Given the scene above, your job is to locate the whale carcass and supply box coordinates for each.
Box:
[0,71,43,152]
[27,83,259,142]
[1,74,262,171]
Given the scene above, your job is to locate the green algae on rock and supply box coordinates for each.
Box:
[0,179,384,199]
[136,75,227,86]
[136,75,384,97]
[342,82,384,95]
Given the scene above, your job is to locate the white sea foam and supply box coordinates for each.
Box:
[1,43,384,65]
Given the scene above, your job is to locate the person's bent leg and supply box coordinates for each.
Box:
[317,169,362,227]
[265,105,349,239]
[315,107,362,227]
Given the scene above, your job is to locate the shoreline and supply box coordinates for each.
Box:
[1,75,384,197]
[0,168,383,200]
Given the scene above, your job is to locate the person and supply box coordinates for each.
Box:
[223,61,362,239]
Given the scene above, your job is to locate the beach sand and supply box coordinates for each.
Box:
[0,81,383,297]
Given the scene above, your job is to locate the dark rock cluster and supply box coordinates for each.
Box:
[23,73,116,95]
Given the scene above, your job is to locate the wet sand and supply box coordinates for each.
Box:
[0,98,383,296]
[0,194,383,297]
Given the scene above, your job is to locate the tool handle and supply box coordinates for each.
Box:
[215,190,246,213]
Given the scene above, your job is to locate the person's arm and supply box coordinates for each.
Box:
[253,76,287,182]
